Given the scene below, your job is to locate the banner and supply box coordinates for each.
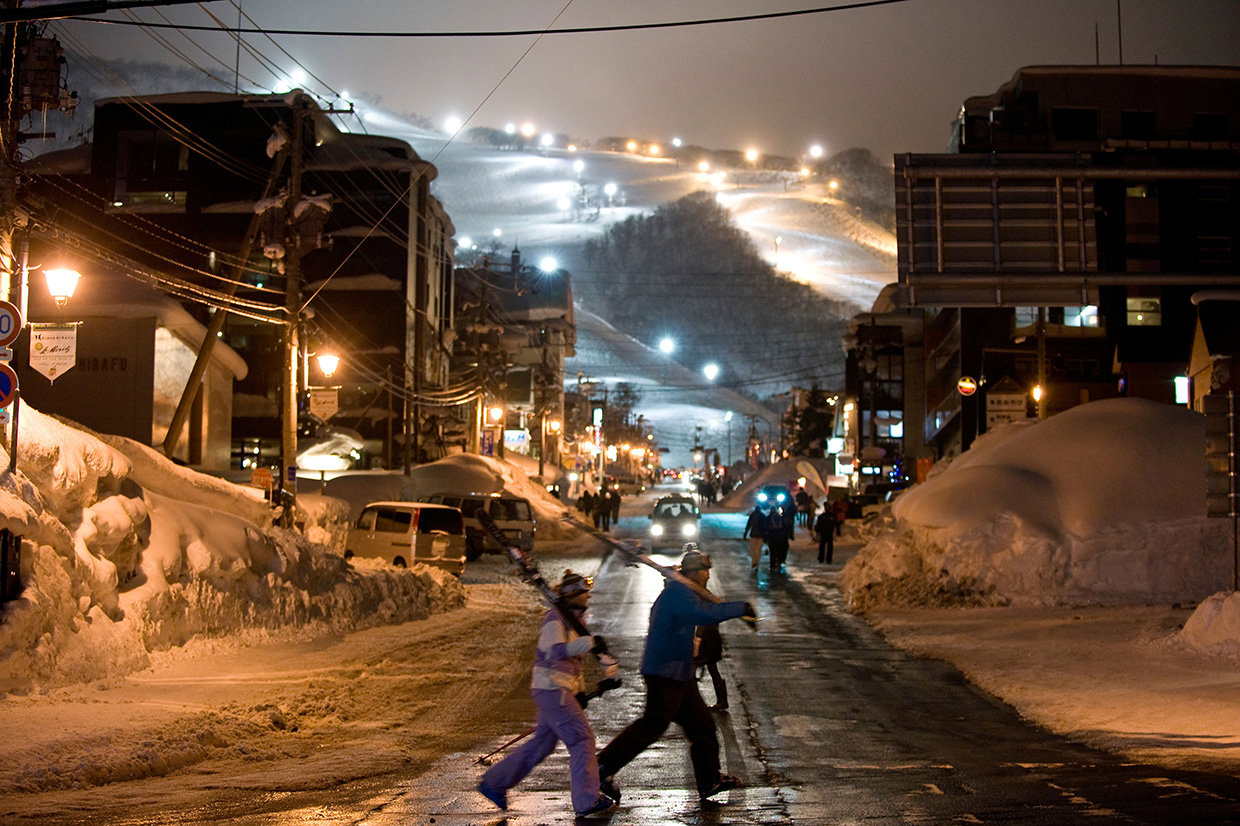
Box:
[29,324,77,383]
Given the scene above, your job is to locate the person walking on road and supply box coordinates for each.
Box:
[477,571,618,818]
[813,501,836,564]
[694,621,728,711]
[596,549,754,804]
[742,505,765,572]
[765,506,791,574]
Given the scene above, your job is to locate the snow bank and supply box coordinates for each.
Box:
[841,398,1232,609]
[322,452,577,542]
[0,407,464,693]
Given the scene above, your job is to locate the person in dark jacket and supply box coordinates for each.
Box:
[596,549,754,803]
[694,622,727,711]
[741,505,765,571]
[765,507,791,573]
[813,502,836,563]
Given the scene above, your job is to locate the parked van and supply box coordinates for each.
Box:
[345,502,467,576]
[426,493,536,560]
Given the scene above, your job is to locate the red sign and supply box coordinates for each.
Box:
[0,362,17,408]
[957,376,978,396]
[250,467,274,490]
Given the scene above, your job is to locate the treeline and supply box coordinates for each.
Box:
[580,191,853,400]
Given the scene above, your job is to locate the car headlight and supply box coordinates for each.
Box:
[681,523,697,537]
[757,492,768,503]
[650,524,664,536]
[775,493,786,504]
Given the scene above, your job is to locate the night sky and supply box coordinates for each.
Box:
[55,0,1240,161]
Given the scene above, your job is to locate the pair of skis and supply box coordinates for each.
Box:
[559,511,759,627]
[474,507,622,680]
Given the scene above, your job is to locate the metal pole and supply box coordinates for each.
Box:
[281,96,305,523]
[1230,391,1237,591]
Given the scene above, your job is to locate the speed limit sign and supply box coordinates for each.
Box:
[0,300,21,348]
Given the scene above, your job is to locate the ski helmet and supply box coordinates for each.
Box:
[556,570,593,597]
[679,548,711,573]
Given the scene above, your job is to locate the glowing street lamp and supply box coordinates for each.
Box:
[316,353,340,378]
[44,268,81,307]
[538,256,558,272]
[658,337,675,384]
[488,405,504,423]
[809,143,824,159]
[702,363,719,381]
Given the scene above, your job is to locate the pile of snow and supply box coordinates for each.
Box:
[319,452,579,542]
[0,406,465,693]
[840,398,1234,614]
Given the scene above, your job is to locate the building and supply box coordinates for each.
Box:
[22,91,458,471]
[868,65,1240,460]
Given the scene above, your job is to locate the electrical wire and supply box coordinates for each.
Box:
[69,1,915,38]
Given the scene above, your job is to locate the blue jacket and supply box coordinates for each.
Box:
[640,580,747,682]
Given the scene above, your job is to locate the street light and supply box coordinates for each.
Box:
[316,353,340,378]
[658,337,674,383]
[702,363,719,381]
[44,268,80,307]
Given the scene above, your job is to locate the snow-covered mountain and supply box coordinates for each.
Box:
[366,110,898,463]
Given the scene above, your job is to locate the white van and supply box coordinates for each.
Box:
[345,502,467,576]
[426,493,536,560]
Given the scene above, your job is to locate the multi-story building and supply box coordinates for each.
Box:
[21,91,458,471]
[863,65,1240,460]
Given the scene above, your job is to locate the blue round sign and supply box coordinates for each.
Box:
[0,362,18,408]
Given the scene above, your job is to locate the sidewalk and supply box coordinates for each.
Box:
[784,527,1240,778]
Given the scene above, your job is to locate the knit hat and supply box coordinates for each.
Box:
[679,548,712,573]
[556,569,593,597]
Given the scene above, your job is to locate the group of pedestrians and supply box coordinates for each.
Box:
[576,487,621,531]
[479,549,755,818]
[478,487,848,817]
[743,495,847,572]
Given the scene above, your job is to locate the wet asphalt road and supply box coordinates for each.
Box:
[107,500,1240,824]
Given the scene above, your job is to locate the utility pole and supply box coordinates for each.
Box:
[280,95,306,523]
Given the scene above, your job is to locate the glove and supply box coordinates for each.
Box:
[591,634,609,654]
[742,602,758,631]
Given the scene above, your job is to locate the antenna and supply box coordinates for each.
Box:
[1116,0,1124,65]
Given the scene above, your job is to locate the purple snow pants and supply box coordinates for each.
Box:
[481,687,601,812]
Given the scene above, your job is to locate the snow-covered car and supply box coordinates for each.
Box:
[346,502,467,576]
[425,492,535,560]
[648,495,700,551]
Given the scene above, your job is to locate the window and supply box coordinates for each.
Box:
[1192,112,1227,141]
[417,508,462,534]
[113,129,189,208]
[1121,110,1157,140]
[375,508,413,533]
[1051,107,1098,142]
[1126,296,1162,326]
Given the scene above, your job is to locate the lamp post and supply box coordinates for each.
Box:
[6,257,81,474]
[658,336,674,383]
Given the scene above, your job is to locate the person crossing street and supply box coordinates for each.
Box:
[595,548,755,804]
[477,571,618,818]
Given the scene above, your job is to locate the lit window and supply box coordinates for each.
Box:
[1126,297,1162,326]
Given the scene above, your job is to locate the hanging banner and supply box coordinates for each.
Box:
[308,387,339,420]
[29,324,77,383]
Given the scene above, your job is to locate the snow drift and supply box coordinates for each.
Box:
[841,398,1232,608]
[0,406,465,693]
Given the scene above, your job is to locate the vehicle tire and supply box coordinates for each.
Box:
[393,556,407,568]
[465,540,484,562]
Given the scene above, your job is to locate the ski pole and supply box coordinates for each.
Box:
[476,726,536,765]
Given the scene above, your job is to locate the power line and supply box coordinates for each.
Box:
[67,1,916,38]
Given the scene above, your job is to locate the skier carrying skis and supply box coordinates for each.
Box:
[478,570,619,818]
[596,548,755,804]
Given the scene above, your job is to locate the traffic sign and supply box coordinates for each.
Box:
[0,362,18,408]
[250,467,274,490]
[0,300,22,348]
